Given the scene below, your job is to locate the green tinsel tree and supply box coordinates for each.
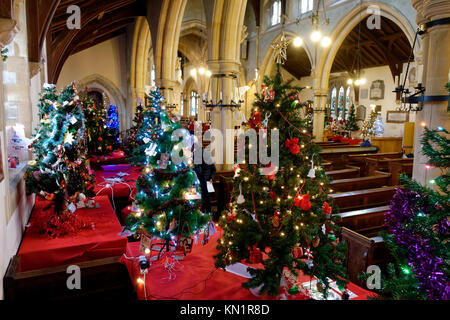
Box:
[376,127,450,300]
[82,92,114,155]
[25,83,95,215]
[214,66,348,298]
[345,104,359,133]
[126,89,209,251]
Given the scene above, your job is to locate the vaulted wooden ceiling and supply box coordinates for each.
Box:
[331,16,412,79]
[27,0,146,83]
[284,43,312,79]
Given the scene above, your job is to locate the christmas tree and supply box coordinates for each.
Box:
[360,110,377,140]
[29,83,59,160]
[126,89,209,253]
[344,104,359,133]
[214,66,347,298]
[128,92,164,166]
[374,114,384,137]
[123,102,145,156]
[82,92,114,155]
[378,127,449,300]
[25,83,95,235]
[106,104,120,148]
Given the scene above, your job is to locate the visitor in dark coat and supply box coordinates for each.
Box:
[194,162,216,215]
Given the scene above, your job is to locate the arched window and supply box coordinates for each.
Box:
[345,86,351,120]
[271,1,281,26]
[330,87,337,120]
[190,91,198,117]
[337,86,345,120]
[301,0,313,14]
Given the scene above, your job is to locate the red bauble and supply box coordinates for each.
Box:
[289,144,300,155]
[294,196,302,207]
[322,202,332,215]
[269,191,276,200]
[98,137,103,142]
[300,194,311,211]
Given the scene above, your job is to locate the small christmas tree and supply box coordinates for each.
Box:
[123,102,145,156]
[126,89,209,254]
[214,65,347,298]
[106,104,120,148]
[82,92,114,155]
[374,114,384,137]
[360,110,378,140]
[344,104,360,134]
[25,83,95,236]
[128,92,164,166]
[378,127,449,300]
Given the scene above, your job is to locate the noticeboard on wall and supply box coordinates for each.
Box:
[386,111,409,123]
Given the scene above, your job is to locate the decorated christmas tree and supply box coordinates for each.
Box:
[128,91,164,166]
[360,110,378,140]
[378,127,449,300]
[344,104,360,133]
[214,65,348,298]
[28,83,59,160]
[126,89,209,254]
[123,102,145,156]
[25,83,95,236]
[106,104,120,148]
[82,92,114,155]
[374,114,384,137]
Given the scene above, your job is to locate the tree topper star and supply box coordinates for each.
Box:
[271,32,290,65]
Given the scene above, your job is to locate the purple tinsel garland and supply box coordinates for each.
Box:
[385,189,450,300]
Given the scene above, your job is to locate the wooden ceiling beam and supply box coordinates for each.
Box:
[47,0,144,83]
[26,0,61,63]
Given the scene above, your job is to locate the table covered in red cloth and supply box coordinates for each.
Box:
[94,166,141,199]
[18,196,128,272]
[119,231,376,300]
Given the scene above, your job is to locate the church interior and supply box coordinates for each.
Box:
[0,0,449,303]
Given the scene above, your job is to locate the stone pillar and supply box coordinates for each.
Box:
[207,60,240,171]
[411,0,450,186]
[312,88,328,142]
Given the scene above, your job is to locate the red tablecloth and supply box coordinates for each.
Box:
[119,231,376,300]
[94,166,141,199]
[18,196,128,272]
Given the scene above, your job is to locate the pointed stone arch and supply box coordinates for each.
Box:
[78,74,129,130]
[315,1,419,92]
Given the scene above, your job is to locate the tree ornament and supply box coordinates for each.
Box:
[322,202,332,216]
[249,245,263,264]
[292,244,303,258]
[285,138,300,155]
[307,159,316,179]
[300,194,311,211]
[271,32,289,65]
[312,237,320,248]
[237,183,245,204]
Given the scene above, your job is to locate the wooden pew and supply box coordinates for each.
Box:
[341,227,389,288]
[317,142,349,148]
[322,161,333,171]
[366,158,413,176]
[329,172,391,192]
[348,152,403,176]
[326,166,360,180]
[388,161,413,185]
[330,186,398,211]
[335,205,389,236]
[320,146,378,169]
[4,255,135,300]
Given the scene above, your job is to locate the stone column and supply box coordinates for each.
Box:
[411,0,450,186]
[312,88,328,142]
[207,60,241,171]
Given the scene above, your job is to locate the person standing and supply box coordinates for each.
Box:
[194,162,216,215]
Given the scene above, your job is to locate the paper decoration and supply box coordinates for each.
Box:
[157,153,171,169]
[207,181,215,193]
[139,234,152,255]
[69,116,78,125]
[145,143,157,157]
[67,202,77,213]
[184,186,201,200]
[64,132,74,145]
[177,235,193,253]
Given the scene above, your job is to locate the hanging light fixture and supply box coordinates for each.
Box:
[347,18,366,87]
[310,0,330,44]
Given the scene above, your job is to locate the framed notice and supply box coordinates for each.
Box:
[386,111,409,123]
